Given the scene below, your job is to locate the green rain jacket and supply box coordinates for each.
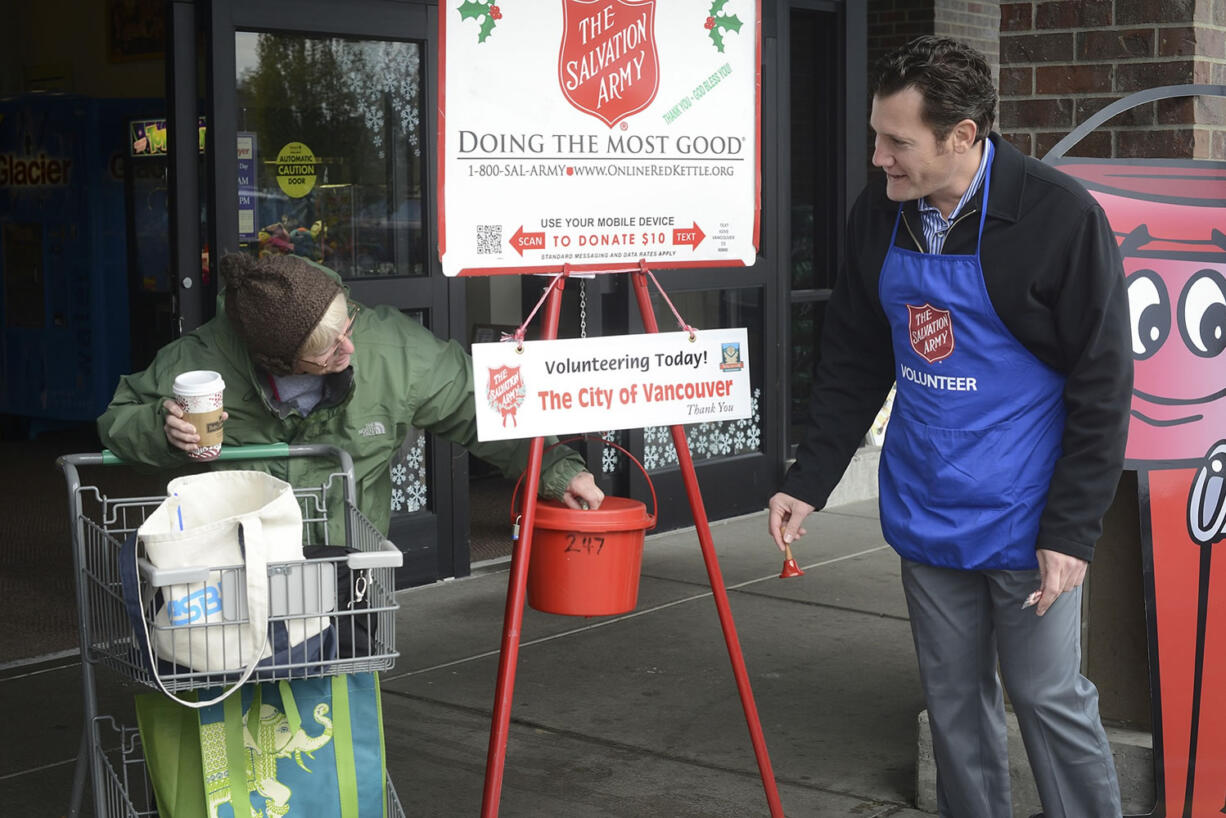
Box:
[98,295,585,545]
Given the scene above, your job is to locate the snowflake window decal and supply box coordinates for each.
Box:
[406,445,424,471]
[643,448,660,470]
[643,385,762,471]
[405,481,428,512]
[388,432,429,514]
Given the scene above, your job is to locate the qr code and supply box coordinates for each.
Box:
[476,224,502,255]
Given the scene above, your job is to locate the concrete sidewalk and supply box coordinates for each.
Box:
[2,500,930,817]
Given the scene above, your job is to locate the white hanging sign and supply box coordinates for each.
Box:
[472,329,752,441]
[439,0,761,276]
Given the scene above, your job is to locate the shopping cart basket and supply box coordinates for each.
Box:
[60,443,405,817]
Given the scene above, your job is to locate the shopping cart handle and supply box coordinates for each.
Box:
[347,540,405,570]
[138,544,402,584]
[212,444,293,460]
[100,443,293,466]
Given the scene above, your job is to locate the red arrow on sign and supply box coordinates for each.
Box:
[509,225,546,256]
[672,222,705,250]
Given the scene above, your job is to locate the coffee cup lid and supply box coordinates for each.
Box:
[173,370,225,396]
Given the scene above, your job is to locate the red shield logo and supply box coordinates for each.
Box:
[907,303,955,364]
[486,365,526,427]
[559,0,659,127]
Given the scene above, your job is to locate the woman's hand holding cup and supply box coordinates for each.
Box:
[162,399,229,456]
[168,371,227,459]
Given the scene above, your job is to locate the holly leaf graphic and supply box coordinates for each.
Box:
[458,1,486,20]
[707,0,742,53]
[458,1,498,43]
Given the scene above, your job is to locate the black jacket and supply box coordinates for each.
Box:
[782,133,1132,562]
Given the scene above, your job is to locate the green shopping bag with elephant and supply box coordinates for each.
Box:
[135,673,387,817]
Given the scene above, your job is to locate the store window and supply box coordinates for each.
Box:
[389,308,432,515]
[390,428,429,512]
[639,286,764,471]
[233,32,426,277]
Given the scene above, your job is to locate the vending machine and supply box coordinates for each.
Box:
[0,94,158,425]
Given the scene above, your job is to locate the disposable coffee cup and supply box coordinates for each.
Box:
[173,370,225,460]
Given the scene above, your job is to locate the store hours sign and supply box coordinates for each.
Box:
[439,0,760,276]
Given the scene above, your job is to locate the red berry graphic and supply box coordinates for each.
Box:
[490,5,502,20]
[705,16,715,30]
[566,167,574,176]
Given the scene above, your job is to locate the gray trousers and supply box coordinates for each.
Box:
[900,558,1121,818]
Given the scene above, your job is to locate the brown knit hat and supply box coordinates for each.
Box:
[220,253,342,375]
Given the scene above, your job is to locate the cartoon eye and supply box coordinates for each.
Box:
[1178,269,1226,358]
[1126,269,1169,359]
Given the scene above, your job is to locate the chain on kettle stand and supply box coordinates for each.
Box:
[578,278,624,474]
[579,279,587,339]
[579,279,612,469]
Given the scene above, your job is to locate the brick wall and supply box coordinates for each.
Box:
[868,0,935,79]
[868,0,999,79]
[934,0,1001,80]
[999,0,1226,159]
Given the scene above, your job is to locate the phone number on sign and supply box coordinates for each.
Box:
[465,163,735,178]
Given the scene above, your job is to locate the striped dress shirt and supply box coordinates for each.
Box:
[917,139,994,254]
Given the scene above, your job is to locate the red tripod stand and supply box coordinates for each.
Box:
[479,263,785,817]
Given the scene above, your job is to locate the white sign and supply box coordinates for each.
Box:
[439,0,761,276]
[472,329,751,441]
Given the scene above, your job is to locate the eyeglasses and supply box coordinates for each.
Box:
[297,304,359,371]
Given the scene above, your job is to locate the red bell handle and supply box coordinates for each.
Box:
[510,435,658,529]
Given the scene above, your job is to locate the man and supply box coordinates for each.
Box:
[100,252,602,546]
[767,36,1130,818]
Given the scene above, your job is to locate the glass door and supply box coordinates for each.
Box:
[207,0,461,586]
[782,1,866,454]
[626,273,776,530]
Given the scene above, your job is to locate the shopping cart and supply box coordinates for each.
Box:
[60,443,406,817]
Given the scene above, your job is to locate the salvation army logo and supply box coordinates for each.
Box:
[907,303,955,364]
[487,365,527,426]
[559,0,660,127]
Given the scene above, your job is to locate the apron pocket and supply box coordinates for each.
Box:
[887,414,1017,510]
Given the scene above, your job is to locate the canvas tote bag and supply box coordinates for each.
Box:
[134,470,327,706]
[135,673,388,818]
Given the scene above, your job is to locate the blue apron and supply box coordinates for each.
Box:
[877,157,1065,571]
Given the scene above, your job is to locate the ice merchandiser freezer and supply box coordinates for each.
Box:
[0,94,155,424]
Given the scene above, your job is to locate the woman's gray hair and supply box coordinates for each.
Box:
[298,294,349,359]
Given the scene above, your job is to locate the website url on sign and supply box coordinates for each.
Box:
[540,250,679,260]
[573,164,735,177]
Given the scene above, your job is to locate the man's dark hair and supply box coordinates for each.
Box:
[872,35,997,142]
